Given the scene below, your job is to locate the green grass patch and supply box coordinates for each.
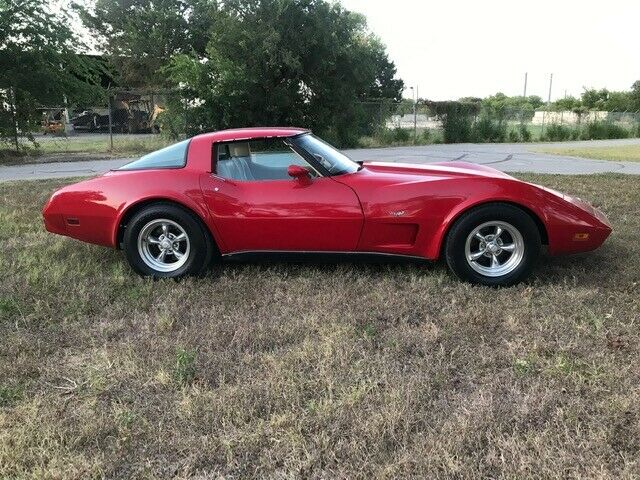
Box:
[33,136,173,156]
[534,144,640,163]
[0,135,174,164]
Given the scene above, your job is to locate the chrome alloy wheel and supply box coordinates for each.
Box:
[137,219,190,273]
[464,221,525,277]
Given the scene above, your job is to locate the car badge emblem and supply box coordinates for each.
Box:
[390,210,405,217]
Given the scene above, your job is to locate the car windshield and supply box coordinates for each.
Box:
[118,139,190,171]
[292,134,359,176]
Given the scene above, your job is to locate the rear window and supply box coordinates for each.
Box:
[118,140,190,171]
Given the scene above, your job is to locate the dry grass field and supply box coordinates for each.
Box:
[1,174,639,479]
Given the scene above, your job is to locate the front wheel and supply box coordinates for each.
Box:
[123,203,214,278]
[444,204,541,286]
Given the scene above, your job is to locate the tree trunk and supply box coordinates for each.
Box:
[8,87,19,152]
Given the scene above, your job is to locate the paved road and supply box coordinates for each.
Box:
[2,138,640,182]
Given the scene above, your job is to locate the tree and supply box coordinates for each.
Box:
[605,91,632,111]
[552,96,581,111]
[479,93,540,121]
[76,0,218,88]
[162,0,404,145]
[630,81,640,111]
[0,0,103,150]
[581,88,609,110]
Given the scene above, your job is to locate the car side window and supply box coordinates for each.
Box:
[118,140,189,171]
[215,138,319,181]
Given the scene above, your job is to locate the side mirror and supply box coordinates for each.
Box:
[287,164,310,180]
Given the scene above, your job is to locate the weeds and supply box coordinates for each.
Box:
[175,347,197,386]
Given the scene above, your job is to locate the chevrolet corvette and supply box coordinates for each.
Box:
[42,128,612,286]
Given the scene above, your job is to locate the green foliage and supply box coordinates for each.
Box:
[582,88,610,110]
[0,296,19,320]
[541,120,632,142]
[76,0,217,88]
[631,81,640,111]
[0,383,24,407]
[552,96,581,111]
[428,101,478,143]
[519,122,532,142]
[580,87,635,112]
[605,91,633,111]
[136,0,404,146]
[584,121,629,140]
[174,347,197,386]
[543,123,573,142]
[371,126,412,145]
[470,115,507,143]
[0,0,104,149]
[389,127,411,143]
[481,93,540,120]
[549,82,640,113]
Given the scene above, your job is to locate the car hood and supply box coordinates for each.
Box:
[362,161,515,180]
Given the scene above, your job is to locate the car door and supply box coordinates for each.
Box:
[199,137,363,253]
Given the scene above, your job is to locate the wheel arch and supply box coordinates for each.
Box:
[434,200,549,259]
[114,197,219,251]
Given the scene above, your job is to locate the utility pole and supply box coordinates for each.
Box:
[523,72,528,98]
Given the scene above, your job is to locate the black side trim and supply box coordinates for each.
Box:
[222,250,430,264]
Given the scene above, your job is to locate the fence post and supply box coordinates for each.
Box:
[108,93,113,152]
[413,101,418,145]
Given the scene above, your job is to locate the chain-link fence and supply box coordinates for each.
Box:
[11,92,640,157]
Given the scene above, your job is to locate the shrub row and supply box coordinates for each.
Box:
[541,121,635,141]
[364,120,638,147]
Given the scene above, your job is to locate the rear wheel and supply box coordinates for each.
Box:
[445,204,541,286]
[123,203,215,278]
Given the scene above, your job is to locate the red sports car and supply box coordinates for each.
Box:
[42,127,612,286]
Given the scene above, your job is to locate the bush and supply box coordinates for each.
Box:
[519,123,532,142]
[584,121,629,140]
[442,114,473,143]
[508,129,520,142]
[543,123,573,141]
[391,127,411,142]
[471,115,507,143]
[373,127,412,145]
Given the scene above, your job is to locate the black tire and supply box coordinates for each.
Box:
[444,203,541,287]
[123,203,216,278]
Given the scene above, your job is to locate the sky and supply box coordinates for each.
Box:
[340,0,640,101]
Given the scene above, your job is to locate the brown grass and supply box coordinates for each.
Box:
[1,174,639,479]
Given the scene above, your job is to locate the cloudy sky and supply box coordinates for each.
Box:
[340,0,640,101]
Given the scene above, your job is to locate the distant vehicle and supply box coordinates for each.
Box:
[39,108,65,135]
[70,97,164,133]
[43,128,612,286]
[70,110,104,131]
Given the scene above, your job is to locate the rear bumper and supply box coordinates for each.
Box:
[42,188,116,247]
[42,197,67,235]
